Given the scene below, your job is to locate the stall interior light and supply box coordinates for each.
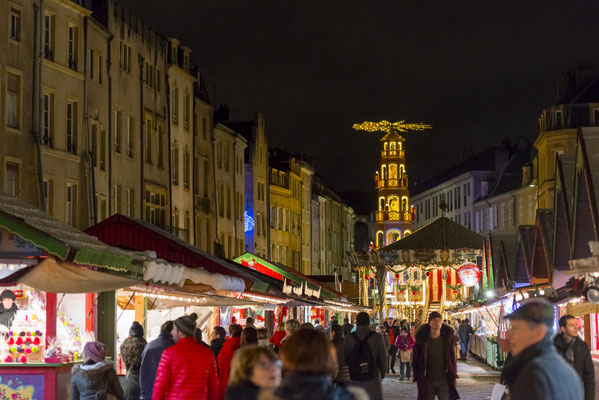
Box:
[323,299,354,307]
[0,263,28,270]
[138,291,208,304]
[241,292,282,304]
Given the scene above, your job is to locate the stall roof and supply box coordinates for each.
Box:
[381,216,485,251]
[85,214,278,293]
[553,154,575,271]
[512,225,535,284]
[234,252,345,301]
[0,192,134,272]
[530,209,554,285]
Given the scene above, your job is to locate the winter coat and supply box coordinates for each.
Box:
[139,332,175,400]
[217,337,241,400]
[412,323,459,400]
[502,335,582,400]
[554,333,595,400]
[123,367,141,400]
[269,331,286,349]
[343,325,387,400]
[384,323,399,355]
[0,303,17,328]
[210,338,226,360]
[152,336,218,400]
[381,332,391,353]
[224,380,259,400]
[394,334,415,352]
[332,339,351,384]
[457,323,474,343]
[258,338,274,350]
[342,323,353,337]
[71,360,124,400]
[260,372,369,400]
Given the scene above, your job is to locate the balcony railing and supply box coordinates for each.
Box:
[381,150,405,158]
[374,176,409,189]
[375,210,412,222]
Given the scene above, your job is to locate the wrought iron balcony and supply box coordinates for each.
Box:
[375,210,412,222]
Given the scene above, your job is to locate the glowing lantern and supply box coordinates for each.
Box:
[457,262,481,287]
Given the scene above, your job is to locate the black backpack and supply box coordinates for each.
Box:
[347,331,375,381]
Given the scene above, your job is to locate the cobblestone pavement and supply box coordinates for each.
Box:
[382,358,501,399]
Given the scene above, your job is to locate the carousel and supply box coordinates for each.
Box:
[355,202,486,322]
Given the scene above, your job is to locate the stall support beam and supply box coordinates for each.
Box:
[584,314,592,350]
[134,295,146,332]
[85,293,95,332]
[46,293,57,347]
[265,310,274,334]
[97,291,116,360]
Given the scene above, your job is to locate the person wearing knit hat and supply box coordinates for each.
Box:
[129,321,144,339]
[0,289,18,329]
[71,341,124,399]
[153,313,218,399]
[413,312,459,400]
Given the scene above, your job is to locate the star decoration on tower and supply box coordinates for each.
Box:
[353,120,432,134]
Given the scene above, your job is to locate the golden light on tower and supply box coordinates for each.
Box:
[353,120,432,134]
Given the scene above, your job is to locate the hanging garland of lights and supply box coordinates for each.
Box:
[446,283,464,291]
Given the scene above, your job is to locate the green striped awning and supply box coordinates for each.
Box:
[73,247,134,273]
[0,211,69,260]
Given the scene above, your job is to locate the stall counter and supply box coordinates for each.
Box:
[0,362,76,400]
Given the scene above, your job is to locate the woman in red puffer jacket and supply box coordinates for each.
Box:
[269,322,286,351]
[153,313,218,400]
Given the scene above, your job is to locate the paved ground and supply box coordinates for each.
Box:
[382,358,501,399]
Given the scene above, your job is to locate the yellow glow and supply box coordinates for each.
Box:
[353,120,432,134]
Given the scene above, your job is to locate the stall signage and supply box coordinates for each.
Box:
[457,262,481,287]
[0,374,44,400]
[566,302,599,316]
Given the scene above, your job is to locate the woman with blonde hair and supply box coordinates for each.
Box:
[264,329,367,400]
[224,345,281,400]
[269,322,286,350]
[279,319,299,347]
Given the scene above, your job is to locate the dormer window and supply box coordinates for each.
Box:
[171,43,178,65]
[555,109,562,129]
[183,52,189,72]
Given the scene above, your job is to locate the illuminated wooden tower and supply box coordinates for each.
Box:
[353,120,431,248]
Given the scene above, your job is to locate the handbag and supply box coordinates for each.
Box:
[400,349,412,363]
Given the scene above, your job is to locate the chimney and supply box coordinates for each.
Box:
[495,148,509,172]
[522,164,531,186]
[481,181,489,198]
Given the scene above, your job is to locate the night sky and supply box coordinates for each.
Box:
[120,0,599,192]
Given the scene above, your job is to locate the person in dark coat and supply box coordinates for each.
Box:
[554,314,595,400]
[342,317,353,337]
[139,321,175,400]
[225,345,281,400]
[264,328,368,400]
[0,289,18,328]
[71,341,124,400]
[457,319,474,360]
[343,312,387,400]
[331,324,351,386]
[120,322,147,400]
[412,311,459,400]
[502,299,583,400]
[210,326,227,360]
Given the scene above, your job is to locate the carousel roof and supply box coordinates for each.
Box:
[381,216,485,251]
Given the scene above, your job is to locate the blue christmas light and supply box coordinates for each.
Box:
[244,211,255,232]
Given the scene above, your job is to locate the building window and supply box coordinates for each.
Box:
[183,91,189,130]
[126,116,134,158]
[42,93,54,146]
[119,42,131,72]
[171,86,178,124]
[183,148,190,188]
[66,184,77,227]
[202,117,207,140]
[98,55,103,84]
[218,183,224,217]
[100,129,106,171]
[171,145,179,185]
[67,25,78,70]
[66,101,77,154]
[555,110,562,129]
[6,72,21,130]
[156,125,164,167]
[114,110,122,153]
[126,188,133,217]
[88,49,94,79]
[91,124,98,167]
[156,69,161,92]
[9,7,21,41]
[43,14,54,60]
[43,179,53,215]
[144,117,152,163]
[113,184,121,214]
[4,162,19,197]
[226,186,231,219]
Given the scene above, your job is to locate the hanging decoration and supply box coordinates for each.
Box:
[457,262,481,287]
[446,283,464,291]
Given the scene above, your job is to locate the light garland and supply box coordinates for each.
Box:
[125,286,208,304]
[353,120,432,134]
[241,292,284,305]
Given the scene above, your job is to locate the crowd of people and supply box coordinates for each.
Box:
[68,300,596,400]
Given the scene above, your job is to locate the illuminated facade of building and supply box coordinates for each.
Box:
[373,130,412,248]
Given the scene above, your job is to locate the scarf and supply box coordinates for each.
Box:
[402,335,409,346]
[565,336,576,365]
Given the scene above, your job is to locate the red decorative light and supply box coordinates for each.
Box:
[412,291,417,295]
[365,275,370,281]
[425,271,430,277]
[400,290,404,294]
[395,273,400,279]
[457,262,481,287]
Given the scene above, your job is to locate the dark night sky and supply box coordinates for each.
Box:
[120,0,599,192]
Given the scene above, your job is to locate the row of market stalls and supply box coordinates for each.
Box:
[449,127,599,379]
[0,196,363,399]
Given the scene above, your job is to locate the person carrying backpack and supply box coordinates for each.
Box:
[343,312,387,400]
